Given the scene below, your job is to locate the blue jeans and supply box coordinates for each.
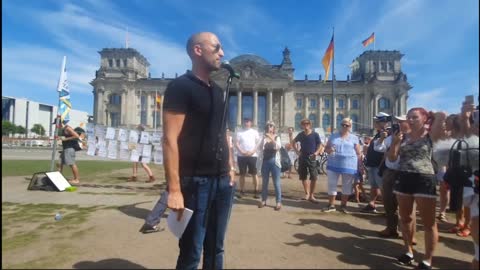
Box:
[261,158,282,204]
[145,190,168,226]
[176,175,235,270]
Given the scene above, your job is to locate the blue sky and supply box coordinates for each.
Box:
[2,0,478,115]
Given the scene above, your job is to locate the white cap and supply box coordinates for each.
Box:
[394,115,407,121]
[373,112,390,121]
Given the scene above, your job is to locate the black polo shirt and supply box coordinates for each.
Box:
[163,71,229,177]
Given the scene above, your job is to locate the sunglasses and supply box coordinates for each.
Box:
[341,124,351,127]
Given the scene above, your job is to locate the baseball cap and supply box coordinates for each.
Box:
[373,112,390,122]
[394,115,407,121]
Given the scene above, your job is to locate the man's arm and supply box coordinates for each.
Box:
[163,111,186,220]
[228,135,236,186]
[63,126,80,140]
[313,134,324,156]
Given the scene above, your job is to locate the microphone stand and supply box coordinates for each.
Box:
[207,74,234,270]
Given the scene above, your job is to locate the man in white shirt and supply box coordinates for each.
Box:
[235,118,261,198]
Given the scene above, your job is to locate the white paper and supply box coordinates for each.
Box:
[97,139,107,158]
[45,171,71,191]
[118,129,128,142]
[139,131,150,144]
[151,132,162,145]
[107,140,118,159]
[105,127,116,140]
[119,149,130,160]
[153,147,163,164]
[86,123,95,138]
[129,130,139,143]
[95,125,106,138]
[87,143,96,156]
[142,144,152,157]
[167,208,194,239]
[120,141,129,150]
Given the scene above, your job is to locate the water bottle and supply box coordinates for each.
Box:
[54,213,62,221]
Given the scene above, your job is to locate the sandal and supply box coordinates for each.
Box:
[448,224,465,233]
[127,176,137,182]
[258,202,266,208]
[274,204,282,211]
[146,176,155,183]
[457,227,471,237]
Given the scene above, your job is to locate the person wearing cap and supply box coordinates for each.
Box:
[235,118,261,198]
[288,118,323,202]
[373,115,417,241]
[362,112,390,213]
[258,121,283,210]
[59,120,81,185]
[322,118,363,213]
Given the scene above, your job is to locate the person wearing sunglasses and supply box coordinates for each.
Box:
[163,32,235,269]
[289,118,323,202]
[323,118,363,213]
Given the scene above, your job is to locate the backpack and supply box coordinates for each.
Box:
[28,172,58,191]
[279,147,292,173]
[444,139,474,188]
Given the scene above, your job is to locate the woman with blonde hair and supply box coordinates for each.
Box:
[323,117,363,213]
[258,121,283,211]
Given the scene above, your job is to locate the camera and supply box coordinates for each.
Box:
[391,123,400,134]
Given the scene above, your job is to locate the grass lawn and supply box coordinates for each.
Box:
[2,160,165,184]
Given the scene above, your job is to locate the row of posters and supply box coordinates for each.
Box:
[85,124,163,164]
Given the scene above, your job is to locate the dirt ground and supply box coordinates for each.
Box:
[2,171,475,269]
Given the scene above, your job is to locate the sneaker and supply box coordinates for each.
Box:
[416,261,432,270]
[322,205,336,213]
[339,205,350,214]
[397,253,414,266]
[361,204,378,213]
[139,223,160,234]
[436,213,448,223]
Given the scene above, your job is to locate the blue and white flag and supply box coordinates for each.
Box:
[57,56,71,124]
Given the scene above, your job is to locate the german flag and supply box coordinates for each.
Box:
[362,32,375,47]
[322,35,334,82]
[156,94,162,110]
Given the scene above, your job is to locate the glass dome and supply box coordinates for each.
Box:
[229,54,270,66]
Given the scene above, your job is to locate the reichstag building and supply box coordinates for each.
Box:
[90,47,411,135]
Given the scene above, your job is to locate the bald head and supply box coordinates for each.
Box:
[186,32,218,59]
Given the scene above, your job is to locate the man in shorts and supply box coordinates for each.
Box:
[289,118,323,202]
[235,118,261,198]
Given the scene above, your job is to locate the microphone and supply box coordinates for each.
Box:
[221,61,240,79]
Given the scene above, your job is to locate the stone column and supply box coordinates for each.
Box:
[280,92,284,127]
[121,90,127,126]
[332,95,337,131]
[318,94,323,129]
[267,89,273,121]
[159,94,164,127]
[346,95,351,118]
[304,95,308,119]
[237,91,242,127]
[147,93,153,128]
[253,90,258,126]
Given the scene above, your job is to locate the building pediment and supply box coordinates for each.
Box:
[211,60,289,81]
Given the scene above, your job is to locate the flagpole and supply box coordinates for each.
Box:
[50,56,66,171]
[330,27,335,134]
[154,90,157,132]
[374,33,376,50]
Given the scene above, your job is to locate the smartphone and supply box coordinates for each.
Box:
[465,95,475,105]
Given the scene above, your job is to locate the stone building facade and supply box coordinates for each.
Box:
[90,47,411,135]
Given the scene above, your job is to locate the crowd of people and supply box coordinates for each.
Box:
[134,32,478,270]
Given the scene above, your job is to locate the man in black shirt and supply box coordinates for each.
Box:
[289,118,323,202]
[163,32,236,270]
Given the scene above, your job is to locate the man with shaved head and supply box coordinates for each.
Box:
[163,32,236,269]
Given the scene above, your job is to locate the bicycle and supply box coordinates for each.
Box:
[294,152,328,175]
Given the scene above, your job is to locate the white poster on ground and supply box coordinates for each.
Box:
[139,131,150,144]
[129,130,139,143]
[118,129,128,142]
[107,140,118,159]
[151,132,162,146]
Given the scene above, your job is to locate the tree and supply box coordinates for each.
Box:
[2,121,15,136]
[30,124,46,136]
[15,125,26,135]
